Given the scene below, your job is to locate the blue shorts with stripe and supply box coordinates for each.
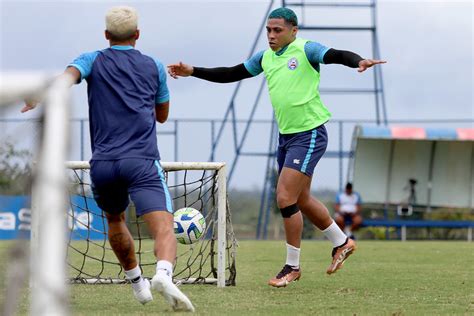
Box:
[90,159,173,217]
[277,124,328,177]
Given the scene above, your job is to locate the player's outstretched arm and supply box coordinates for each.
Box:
[167,62,194,79]
[168,62,253,83]
[20,67,80,113]
[357,59,386,73]
[323,48,386,73]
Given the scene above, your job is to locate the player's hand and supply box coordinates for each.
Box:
[21,98,39,113]
[167,62,193,79]
[358,59,386,73]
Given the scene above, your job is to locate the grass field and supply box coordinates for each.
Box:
[1,240,473,315]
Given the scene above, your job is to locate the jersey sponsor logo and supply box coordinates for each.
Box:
[293,159,300,165]
[287,57,298,70]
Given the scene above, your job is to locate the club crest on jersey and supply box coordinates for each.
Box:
[287,57,298,70]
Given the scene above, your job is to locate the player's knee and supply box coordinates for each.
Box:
[280,203,299,218]
[276,191,295,209]
[105,212,125,223]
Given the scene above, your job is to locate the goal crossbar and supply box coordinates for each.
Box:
[65,161,226,171]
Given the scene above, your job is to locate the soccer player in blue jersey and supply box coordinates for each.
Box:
[168,7,385,288]
[22,6,194,311]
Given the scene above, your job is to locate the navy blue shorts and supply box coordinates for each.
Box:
[277,124,328,177]
[90,159,173,217]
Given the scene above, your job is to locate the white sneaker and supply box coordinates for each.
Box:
[151,274,195,312]
[132,278,153,305]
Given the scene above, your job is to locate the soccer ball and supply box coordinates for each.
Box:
[173,207,206,245]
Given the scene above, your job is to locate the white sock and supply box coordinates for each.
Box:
[285,243,300,269]
[125,265,141,280]
[125,265,147,290]
[322,221,347,248]
[156,260,173,281]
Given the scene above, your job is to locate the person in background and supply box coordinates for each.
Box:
[335,182,363,239]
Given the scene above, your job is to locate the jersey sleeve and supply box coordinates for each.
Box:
[304,41,331,65]
[243,50,265,76]
[154,59,170,104]
[67,51,100,82]
[335,193,341,204]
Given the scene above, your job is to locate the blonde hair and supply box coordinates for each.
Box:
[105,6,138,40]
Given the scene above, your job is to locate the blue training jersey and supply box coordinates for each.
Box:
[68,45,169,161]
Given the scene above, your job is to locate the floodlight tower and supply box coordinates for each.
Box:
[209,0,387,239]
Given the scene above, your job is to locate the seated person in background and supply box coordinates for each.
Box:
[335,182,362,238]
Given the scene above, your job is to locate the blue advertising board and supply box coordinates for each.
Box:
[0,195,107,240]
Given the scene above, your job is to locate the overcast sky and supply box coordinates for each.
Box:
[1,0,473,190]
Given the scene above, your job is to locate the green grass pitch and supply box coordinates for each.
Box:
[1,240,473,315]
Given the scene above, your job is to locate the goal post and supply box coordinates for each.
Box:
[30,74,73,315]
[63,160,236,288]
[0,72,75,316]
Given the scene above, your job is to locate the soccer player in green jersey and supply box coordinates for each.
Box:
[168,7,385,287]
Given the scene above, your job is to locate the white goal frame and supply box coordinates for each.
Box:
[1,72,74,316]
[64,160,228,288]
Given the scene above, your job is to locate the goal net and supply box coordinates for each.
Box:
[65,161,237,287]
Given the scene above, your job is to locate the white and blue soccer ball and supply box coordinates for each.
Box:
[173,207,206,245]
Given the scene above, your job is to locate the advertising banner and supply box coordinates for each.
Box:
[0,195,107,240]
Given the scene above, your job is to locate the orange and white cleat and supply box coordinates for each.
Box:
[268,264,301,288]
[327,237,356,275]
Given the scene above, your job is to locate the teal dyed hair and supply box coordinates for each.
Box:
[268,7,298,26]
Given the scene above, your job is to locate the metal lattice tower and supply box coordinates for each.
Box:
[209,0,387,239]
